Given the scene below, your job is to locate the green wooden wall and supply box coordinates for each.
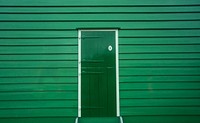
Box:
[0,0,200,123]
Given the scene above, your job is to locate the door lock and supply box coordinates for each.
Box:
[108,45,112,51]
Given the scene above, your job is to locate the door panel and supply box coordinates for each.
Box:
[81,31,116,117]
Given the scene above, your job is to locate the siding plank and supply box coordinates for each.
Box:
[0,92,77,100]
[1,13,200,21]
[0,54,77,60]
[120,59,200,67]
[119,45,200,53]
[120,30,200,36]
[120,76,200,82]
[124,116,200,123]
[0,0,199,6]
[121,107,200,115]
[120,83,200,90]
[0,46,77,54]
[120,68,200,75]
[0,6,200,13]
[120,90,200,98]
[0,68,77,77]
[121,99,200,106]
[119,37,200,45]
[0,21,200,29]
[0,100,77,108]
[0,39,78,45]
[0,77,77,84]
[119,53,200,59]
[0,84,77,92]
[0,61,77,68]
[0,31,77,38]
[0,117,75,123]
[0,108,77,117]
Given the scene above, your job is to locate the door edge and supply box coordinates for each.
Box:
[78,29,120,117]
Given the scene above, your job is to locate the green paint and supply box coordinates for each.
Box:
[0,0,200,123]
[81,31,116,117]
[0,0,199,6]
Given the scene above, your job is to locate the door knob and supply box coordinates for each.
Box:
[108,45,112,51]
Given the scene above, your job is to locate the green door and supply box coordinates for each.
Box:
[80,31,117,117]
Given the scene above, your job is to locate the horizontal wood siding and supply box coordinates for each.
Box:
[0,0,200,123]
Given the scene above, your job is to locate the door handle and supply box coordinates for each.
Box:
[108,45,112,51]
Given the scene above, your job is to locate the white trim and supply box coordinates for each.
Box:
[75,117,79,123]
[78,29,119,117]
[119,116,124,123]
[116,30,120,116]
[78,31,81,117]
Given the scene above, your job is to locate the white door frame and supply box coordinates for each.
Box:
[78,29,120,117]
